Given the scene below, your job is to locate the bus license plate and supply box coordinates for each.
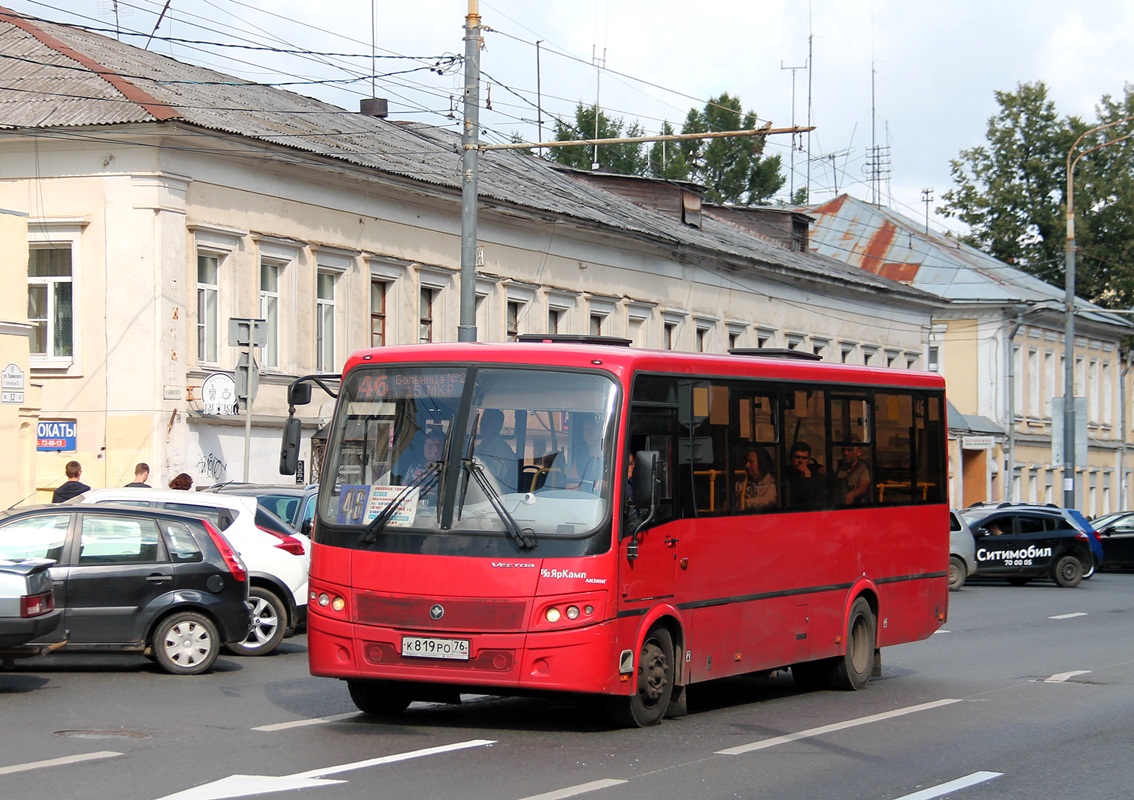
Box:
[401,636,470,661]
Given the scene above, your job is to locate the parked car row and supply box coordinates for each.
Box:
[955,503,1103,589]
[0,482,321,676]
[70,488,311,656]
[0,504,252,674]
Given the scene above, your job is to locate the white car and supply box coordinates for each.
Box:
[73,488,309,655]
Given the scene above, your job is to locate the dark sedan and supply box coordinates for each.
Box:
[1088,511,1134,569]
[0,504,252,674]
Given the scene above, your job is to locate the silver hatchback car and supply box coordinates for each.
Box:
[949,510,978,591]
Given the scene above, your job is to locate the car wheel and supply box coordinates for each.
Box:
[605,626,675,727]
[948,556,967,591]
[348,680,413,716]
[153,611,219,675]
[829,597,876,691]
[226,587,287,656]
[1053,555,1084,588]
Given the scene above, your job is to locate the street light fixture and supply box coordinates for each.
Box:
[1063,115,1134,508]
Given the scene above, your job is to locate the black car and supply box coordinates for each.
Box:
[1087,511,1134,569]
[958,505,1094,588]
[203,483,319,534]
[0,504,252,674]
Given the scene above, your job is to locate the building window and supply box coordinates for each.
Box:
[316,271,336,371]
[548,307,562,335]
[259,262,281,368]
[664,322,676,350]
[28,243,74,358]
[420,287,435,343]
[371,281,387,347]
[507,301,522,342]
[928,345,939,372]
[728,330,740,351]
[197,254,220,364]
[1027,348,1040,417]
[786,333,804,351]
[756,328,774,349]
[590,314,603,337]
[696,327,709,353]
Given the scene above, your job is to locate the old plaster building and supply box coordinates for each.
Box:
[806,194,1134,514]
[0,11,946,505]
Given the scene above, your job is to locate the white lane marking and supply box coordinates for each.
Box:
[516,778,629,800]
[1045,670,1091,683]
[252,712,361,731]
[716,698,962,755]
[0,751,122,776]
[891,771,1003,799]
[1050,612,1087,620]
[155,739,495,800]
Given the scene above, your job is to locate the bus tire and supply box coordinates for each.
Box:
[606,626,674,728]
[829,597,875,691]
[947,556,967,591]
[347,680,413,716]
[1053,555,1083,588]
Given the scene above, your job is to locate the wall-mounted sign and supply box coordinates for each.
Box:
[961,436,995,450]
[37,420,77,451]
[2,363,24,389]
[201,372,239,416]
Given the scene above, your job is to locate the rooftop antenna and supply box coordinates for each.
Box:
[591,45,606,170]
[781,59,807,201]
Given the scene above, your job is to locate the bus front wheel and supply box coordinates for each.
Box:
[829,597,876,691]
[606,626,674,727]
[347,680,413,716]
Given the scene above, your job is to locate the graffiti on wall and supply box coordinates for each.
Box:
[197,451,228,482]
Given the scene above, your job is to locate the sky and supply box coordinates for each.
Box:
[7,0,1134,233]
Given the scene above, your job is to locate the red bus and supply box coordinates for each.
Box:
[281,336,949,727]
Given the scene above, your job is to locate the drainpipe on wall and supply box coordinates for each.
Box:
[1005,308,1025,503]
[1121,348,1133,509]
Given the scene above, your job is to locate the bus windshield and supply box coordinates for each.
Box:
[317,364,620,550]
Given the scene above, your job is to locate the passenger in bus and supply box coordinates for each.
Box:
[836,442,872,505]
[400,429,445,489]
[475,408,518,492]
[569,414,604,492]
[785,441,825,509]
[735,446,777,510]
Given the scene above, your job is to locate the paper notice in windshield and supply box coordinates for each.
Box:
[337,484,419,527]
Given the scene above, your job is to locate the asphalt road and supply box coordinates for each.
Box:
[2,572,1132,800]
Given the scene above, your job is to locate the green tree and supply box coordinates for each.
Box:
[679,93,784,205]
[550,103,647,175]
[939,82,1073,288]
[940,82,1134,305]
[647,121,691,181]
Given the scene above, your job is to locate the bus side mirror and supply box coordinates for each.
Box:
[632,450,658,511]
[287,382,313,406]
[280,416,302,475]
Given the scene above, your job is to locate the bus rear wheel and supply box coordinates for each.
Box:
[829,597,876,691]
[606,626,674,728]
[347,680,413,716]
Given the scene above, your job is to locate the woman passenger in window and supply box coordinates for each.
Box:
[735,446,777,511]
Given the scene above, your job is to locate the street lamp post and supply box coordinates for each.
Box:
[1063,116,1134,508]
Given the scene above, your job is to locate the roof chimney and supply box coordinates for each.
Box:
[359,98,388,118]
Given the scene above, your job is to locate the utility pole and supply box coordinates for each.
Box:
[458,0,481,343]
[921,188,933,233]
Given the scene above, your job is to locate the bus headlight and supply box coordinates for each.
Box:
[545,607,562,623]
[566,605,580,620]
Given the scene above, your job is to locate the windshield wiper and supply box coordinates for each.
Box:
[360,462,441,543]
[462,457,535,550]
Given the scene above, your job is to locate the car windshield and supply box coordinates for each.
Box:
[317,364,619,548]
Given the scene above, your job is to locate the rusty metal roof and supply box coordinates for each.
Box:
[805,194,1132,327]
[0,9,937,302]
